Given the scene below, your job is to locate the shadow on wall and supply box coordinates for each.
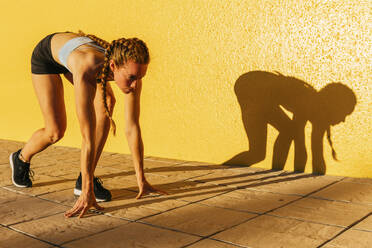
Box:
[224,71,357,175]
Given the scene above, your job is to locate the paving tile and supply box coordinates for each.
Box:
[0,188,28,204]
[95,154,133,168]
[12,213,129,245]
[0,140,24,154]
[0,151,10,165]
[193,168,341,196]
[145,155,187,164]
[353,214,372,231]
[95,172,140,195]
[161,180,234,203]
[0,195,67,225]
[99,190,187,221]
[36,164,80,178]
[1,139,372,248]
[29,156,59,169]
[343,177,372,185]
[146,162,227,181]
[0,163,12,187]
[92,165,127,178]
[327,229,372,248]
[199,189,300,214]
[243,174,342,196]
[190,167,277,187]
[187,239,241,248]
[31,147,80,168]
[5,174,75,196]
[143,159,184,176]
[142,204,256,236]
[312,181,372,205]
[212,215,343,248]
[0,226,51,248]
[271,198,372,227]
[38,189,77,207]
[103,172,226,201]
[63,222,199,248]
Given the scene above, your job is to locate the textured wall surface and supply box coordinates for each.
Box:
[1,0,371,177]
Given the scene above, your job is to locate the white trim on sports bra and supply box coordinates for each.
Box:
[58,36,105,72]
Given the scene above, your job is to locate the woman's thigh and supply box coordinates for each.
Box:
[31,74,67,131]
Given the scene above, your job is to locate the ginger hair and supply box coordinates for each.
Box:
[78,31,150,135]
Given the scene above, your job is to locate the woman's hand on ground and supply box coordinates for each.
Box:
[136,179,168,199]
[64,191,104,218]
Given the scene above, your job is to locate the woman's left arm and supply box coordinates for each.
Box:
[124,80,167,199]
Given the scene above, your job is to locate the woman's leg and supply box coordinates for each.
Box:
[224,109,268,166]
[21,74,67,161]
[269,105,294,170]
[293,116,307,172]
[92,83,116,170]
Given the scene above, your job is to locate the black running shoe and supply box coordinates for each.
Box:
[74,173,112,202]
[9,149,33,187]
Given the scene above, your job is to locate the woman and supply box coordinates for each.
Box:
[9,31,165,218]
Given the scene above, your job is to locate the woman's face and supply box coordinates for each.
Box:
[110,60,148,94]
[330,115,346,126]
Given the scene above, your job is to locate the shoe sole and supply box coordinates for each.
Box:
[73,188,109,202]
[9,152,28,188]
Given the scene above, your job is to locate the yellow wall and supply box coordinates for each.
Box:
[1,1,371,178]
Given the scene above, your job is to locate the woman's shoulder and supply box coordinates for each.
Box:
[69,50,104,77]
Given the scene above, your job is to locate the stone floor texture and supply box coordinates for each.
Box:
[0,139,371,248]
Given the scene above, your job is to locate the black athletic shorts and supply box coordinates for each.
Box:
[31,33,69,74]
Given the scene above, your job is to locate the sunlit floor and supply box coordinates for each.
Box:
[0,139,371,248]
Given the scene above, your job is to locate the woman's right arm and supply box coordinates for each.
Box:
[64,69,103,218]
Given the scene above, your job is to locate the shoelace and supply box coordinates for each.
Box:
[94,177,104,190]
[23,168,35,181]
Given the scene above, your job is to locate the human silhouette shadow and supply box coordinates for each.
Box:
[224,71,357,175]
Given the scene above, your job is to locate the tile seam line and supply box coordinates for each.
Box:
[190,176,349,195]
[193,178,347,243]
[134,219,204,239]
[143,158,188,165]
[132,189,239,238]
[2,172,356,230]
[351,227,372,233]
[260,177,347,216]
[1,186,74,209]
[190,175,371,205]
[308,195,372,206]
[181,236,250,248]
[6,210,67,227]
[1,224,64,248]
[59,224,130,246]
[194,200,349,230]
[317,212,372,248]
[189,179,372,207]
[137,187,237,220]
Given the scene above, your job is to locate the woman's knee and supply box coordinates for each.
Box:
[45,127,65,144]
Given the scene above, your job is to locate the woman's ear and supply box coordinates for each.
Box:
[109,60,116,72]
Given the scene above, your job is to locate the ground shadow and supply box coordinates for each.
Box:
[224,71,357,175]
[103,169,318,213]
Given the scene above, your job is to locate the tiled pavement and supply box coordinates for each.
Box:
[0,139,371,248]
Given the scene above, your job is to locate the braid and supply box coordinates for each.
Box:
[326,127,338,161]
[78,30,110,49]
[77,31,150,136]
[99,40,117,135]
